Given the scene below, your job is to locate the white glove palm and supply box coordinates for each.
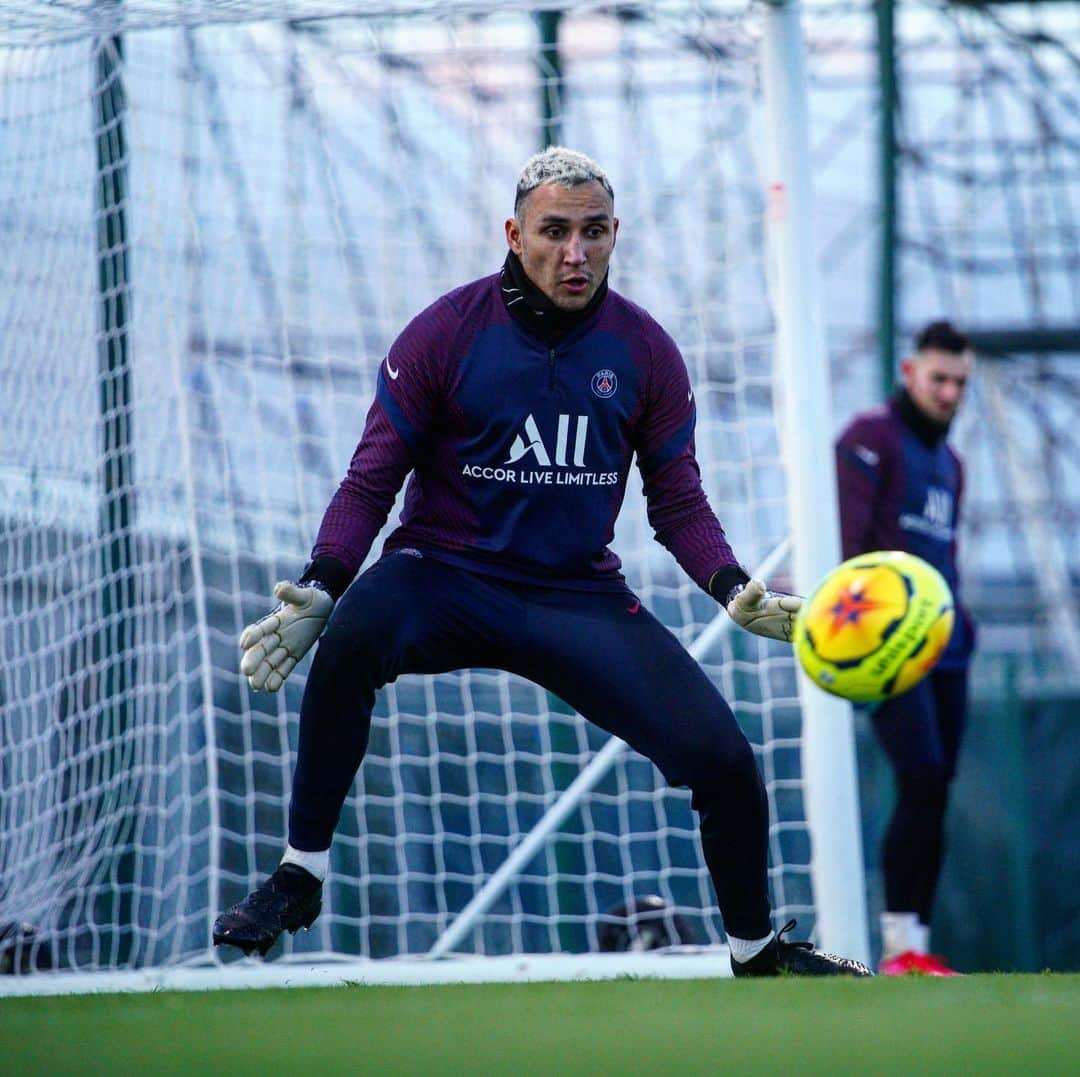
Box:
[240,581,334,692]
[726,578,802,642]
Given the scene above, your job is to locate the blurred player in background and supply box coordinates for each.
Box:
[836,321,977,976]
[212,146,871,977]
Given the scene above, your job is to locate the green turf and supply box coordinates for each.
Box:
[2,975,1078,1075]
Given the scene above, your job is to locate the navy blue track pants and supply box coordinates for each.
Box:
[290,551,772,940]
[871,667,969,920]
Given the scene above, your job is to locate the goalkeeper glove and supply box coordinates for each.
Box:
[240,580,334,692]
[725,578,802,642]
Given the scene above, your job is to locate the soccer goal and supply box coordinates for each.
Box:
[0,0,866,994]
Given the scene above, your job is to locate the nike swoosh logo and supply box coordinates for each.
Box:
[386,360,399,380]
[627,599,641,615]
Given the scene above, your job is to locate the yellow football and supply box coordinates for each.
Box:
[793,551,955,703]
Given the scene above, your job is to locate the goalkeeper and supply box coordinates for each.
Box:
[214,147,870,977]
[836,320,976,976]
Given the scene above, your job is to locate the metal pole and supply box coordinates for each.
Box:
[537,11,563,149]
[95,28,136,965]
[878,0,898,398]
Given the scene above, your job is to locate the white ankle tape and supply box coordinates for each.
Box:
[281,845,329,882]
[728,931,775,964]
[880,911,922,958]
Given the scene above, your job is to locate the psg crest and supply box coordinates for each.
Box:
[591,369,617,398]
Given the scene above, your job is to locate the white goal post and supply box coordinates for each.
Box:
[760,0,868,966]
[0,0,868,995]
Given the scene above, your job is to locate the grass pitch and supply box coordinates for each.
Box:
[2,973,1077,1075]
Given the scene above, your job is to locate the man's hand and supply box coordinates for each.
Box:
[240,581,334,692]
[725,579,802,642]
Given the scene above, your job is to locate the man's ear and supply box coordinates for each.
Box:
[899,355,915,387]
[505,217,523,256]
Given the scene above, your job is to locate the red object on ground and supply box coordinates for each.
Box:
[879,950,960,976]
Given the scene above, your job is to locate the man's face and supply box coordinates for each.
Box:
[901,347,973,425]
[505,180,618,311]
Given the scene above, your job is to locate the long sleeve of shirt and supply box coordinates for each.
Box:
[307,297,452,589]
[308,399,413,581]
[633,324,742,592]
[644,452,741,593]
[835,412,892,560]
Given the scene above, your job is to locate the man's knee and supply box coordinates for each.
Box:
[678,727,761,808]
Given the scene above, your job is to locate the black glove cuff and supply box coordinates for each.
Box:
[708,564,751,606]
[298,556,353,602]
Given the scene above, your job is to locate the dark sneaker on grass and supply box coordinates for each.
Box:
[213,863,322,957]
[731,920,874,978]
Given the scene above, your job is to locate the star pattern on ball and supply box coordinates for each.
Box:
[826,583,883,639]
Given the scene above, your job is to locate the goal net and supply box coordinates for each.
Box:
[0,1,854,981]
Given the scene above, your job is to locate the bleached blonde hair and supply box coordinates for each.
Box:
[514,146,614,215]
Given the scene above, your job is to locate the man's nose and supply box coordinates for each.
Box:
[563,235,586,264]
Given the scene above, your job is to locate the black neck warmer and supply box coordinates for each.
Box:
[894,388,951,448]
[500,250,609,341]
